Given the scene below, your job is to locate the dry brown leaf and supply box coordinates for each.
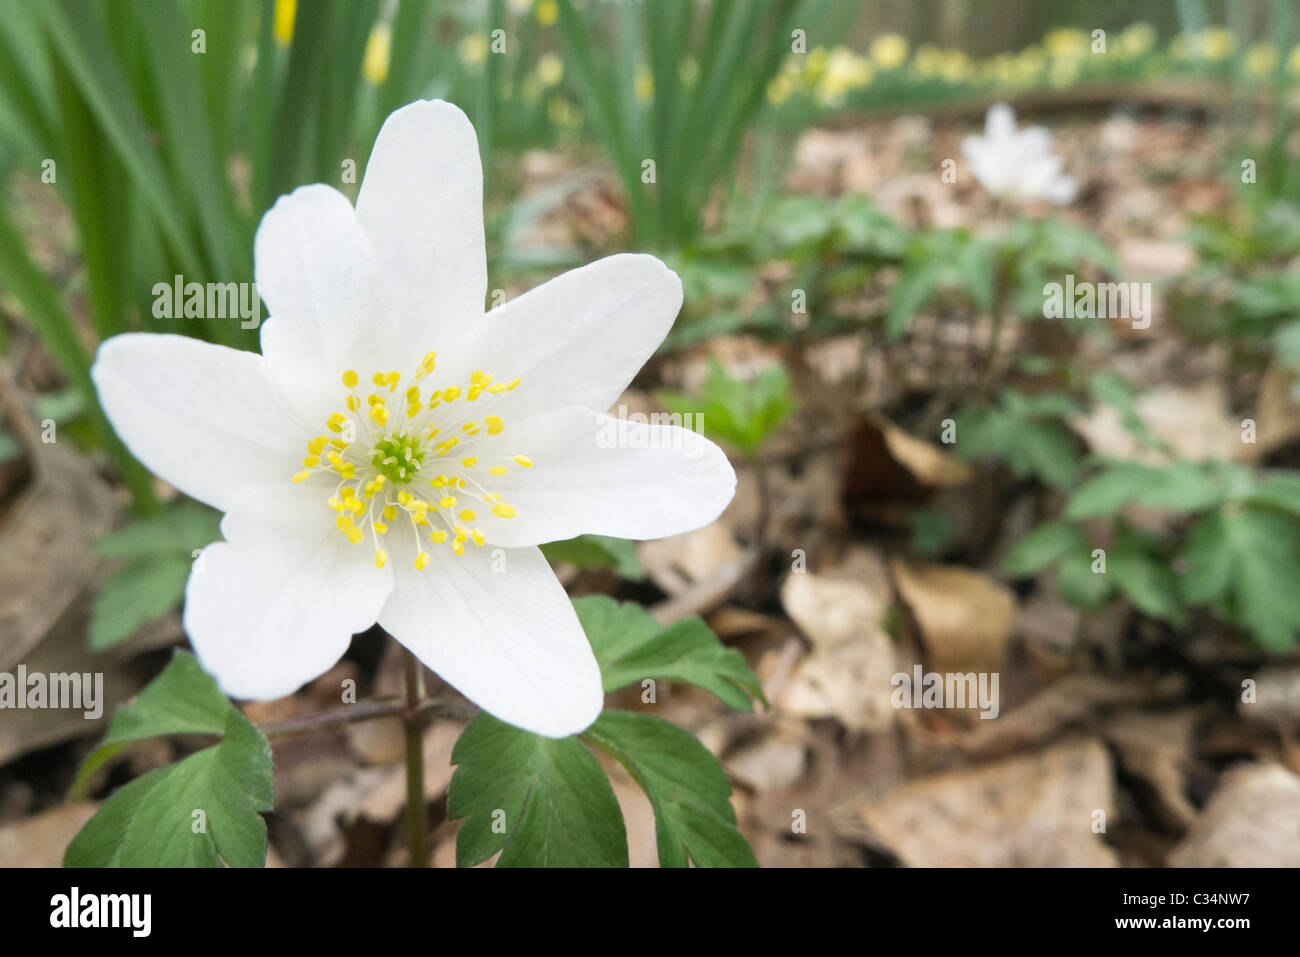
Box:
[835,737,1118,867]
[1069,382,1243,465]
[1168,764,1300,867]
[890,559,1016,673]
[778,565,897,733]
[1102,708,1201,830]
[639,523,746,598]
[0,801,98,866]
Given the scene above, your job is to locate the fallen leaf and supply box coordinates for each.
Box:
[835,737,1118,867]
[1168,763,1300,867]
[890,559,1016,673]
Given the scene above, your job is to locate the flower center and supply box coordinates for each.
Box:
[290,351,529,569]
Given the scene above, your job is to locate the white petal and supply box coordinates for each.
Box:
[379,543,602,737]
[254,184,398,424]
[356,99,487,339]
[469,405,736,547]
[466,254,683,420]
[185,487,393,700]
[92,333,306,512]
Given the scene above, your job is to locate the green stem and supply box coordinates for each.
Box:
[401,647,428,868]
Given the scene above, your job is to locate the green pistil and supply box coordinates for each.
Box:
[371,433,425,484]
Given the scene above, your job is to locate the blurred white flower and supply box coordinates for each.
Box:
[961,102,1078,205]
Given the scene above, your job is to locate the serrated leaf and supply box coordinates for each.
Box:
[585,710,757,868]
[70,650,244,798]
[575,595,764,709]
[1109,529,1186,625]
[1181,506,1300,650]
[89,555,190,651]
[541,534,644,580]
[448,713,627,867]
[64,709,272,867]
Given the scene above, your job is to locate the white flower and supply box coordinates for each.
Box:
[961,103,1078,205]
[92,100,736,738]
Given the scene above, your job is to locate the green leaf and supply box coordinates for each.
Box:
[448,713,628,868]
[576,596,765,709]
[96,501,220,558]
[1109,527,1186,625]
[660,357,793,454]
[1066,462,1221,519]
[541,534,644,580]
[1056,548,1113,611]
[70,650,242,798]
[585,710,757,868]
[88,556,191,651]
[1001,520,1087,578]
[1181,506,1300,650]
[64,709,272,867]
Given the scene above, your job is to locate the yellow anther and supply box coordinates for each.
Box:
[384,371,400,391]
[331,438,348,450]
[430,529,448,544]
[328,497,344,512]
[374,549,387,569]
[348,528,364,544]
[336,514,355,533]
[303,455,321,467]
[489,465,508,476]
[407,403,421,417]
[293,470,311,483]
[492,503,517,518]
[327,412,347,433]
[380,505,395,520]
[459,509,477,521]
[513,455,533,468]
[452,541,464,556]
[484,493,502,502]
[343,370,359,388]
[349,499,365,515]
[443,385,461,401]
[397,491,412,506]
[373,522,388,535]
[506,377,521,390]
[430,475,447,488]
[308,435,329,455]
[471,529,486,546]
[439,496,457,508]
[488,383,506,394]
[454,526,469,541]
[415,551,430,570]
[406,385,420,403]
[347,395,359,411]
[340,486,356,499]
[461,457,478,468]
[485,415,504,435]
[372,372,386,387]
[463,423,480,435]
[367,393,382,406]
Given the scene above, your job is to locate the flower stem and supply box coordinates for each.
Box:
[401,648,428,868]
